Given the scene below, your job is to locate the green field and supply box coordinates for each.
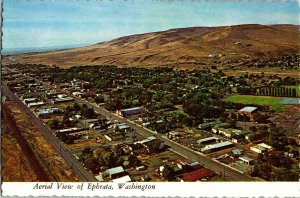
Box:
[224,95,287,111]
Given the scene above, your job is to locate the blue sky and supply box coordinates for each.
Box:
[3,0,299,49]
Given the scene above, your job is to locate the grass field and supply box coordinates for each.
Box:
[224,95,288,111]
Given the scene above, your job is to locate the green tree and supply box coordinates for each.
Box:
[162,165,174,180]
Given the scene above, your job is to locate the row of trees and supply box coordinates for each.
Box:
[256,87,297,97]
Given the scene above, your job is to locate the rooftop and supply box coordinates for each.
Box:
[181,168,215,182]
[106,166,125,176]
[121,107,141,111]
[197,136,219,144]
[239,106,258,113]
[200,141,233,152]
[239,156,254,162]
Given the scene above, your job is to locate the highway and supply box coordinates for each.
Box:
[1,84,97,182]
[4,66,253,181]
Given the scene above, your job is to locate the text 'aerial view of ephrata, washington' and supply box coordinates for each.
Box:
[1,0,299,184]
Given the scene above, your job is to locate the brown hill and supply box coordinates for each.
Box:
[4,24,299,68]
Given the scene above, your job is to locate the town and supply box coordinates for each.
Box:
[2,55,299,182]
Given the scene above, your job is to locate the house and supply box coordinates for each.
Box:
[104,134,124,142]
[106,166,127,179]
[23,98,37,105]
[180,168,215,182]
[250,145,266,154]
[167,131,181,139]
[134,136,157,145]
[56,127,84,134]
[251,143,272,154]
[136,166,146,171]
[115,123,131,133]
[197,137,219,145]
[117,107,142,117]
[36,107,63,118]
[50,97,74,104]
[188,162,202,170]
[200,141,234,154]
[239,156,254,165]
[232,148,242,156]
[238,106,258,121]
[27,101,45,107]
[159,164,182,176]
[258,143,273,150]
[173,159,188,170]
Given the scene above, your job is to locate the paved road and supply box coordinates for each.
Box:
[1,84,97,182]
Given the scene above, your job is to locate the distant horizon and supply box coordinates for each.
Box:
[3,1,299,49]
[3,23,298,53]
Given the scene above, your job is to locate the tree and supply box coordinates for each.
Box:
[94,95,104,104]
[49,119,60,129]
[162,165,174,180]
[128,155,140,167]
[102,152,116,167]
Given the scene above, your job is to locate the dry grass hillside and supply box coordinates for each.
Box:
[3,24,299,68]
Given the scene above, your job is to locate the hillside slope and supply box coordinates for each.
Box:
[3,24,299,68]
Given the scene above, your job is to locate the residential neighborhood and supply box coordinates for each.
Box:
[2,60,299,182]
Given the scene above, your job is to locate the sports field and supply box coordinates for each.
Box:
[224,95,297,111]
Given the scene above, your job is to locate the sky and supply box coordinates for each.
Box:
[2,0,299,50]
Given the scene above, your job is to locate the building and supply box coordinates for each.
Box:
[200,141,234,154]
[197,137,219,145]
[238,106,258,121]
[239,156,254,165]
[23,98,37,105]
[167,131,181,139]
[232,148,242,156]
[36,107,63,118]
[106,166,127,179]
[117,107,142,117]
[250,145,266,154]
[115,123,131,133]
[173,159,188,170]
[56,127,84,134]
[180,168,215,182]
[251,143,273,154]
[50,97,74,104]
[27,101,45,107]
[104,134,124,142]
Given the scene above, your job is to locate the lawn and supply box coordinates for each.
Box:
[224,95,288,111]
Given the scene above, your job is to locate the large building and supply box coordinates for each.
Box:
[200,141,234,154]
[117,107,142,117]
[238,106,258,121]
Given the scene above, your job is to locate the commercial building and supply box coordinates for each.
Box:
[117,107,142,117]
[180,168,215,182]
[200,141,234,154]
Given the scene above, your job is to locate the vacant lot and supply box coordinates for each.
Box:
[224,95,289,111]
